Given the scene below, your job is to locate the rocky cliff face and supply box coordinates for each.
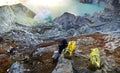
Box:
[54,11,120,34]
[99,0,120,10]
[0,4,35,33]
[80,0,120,10]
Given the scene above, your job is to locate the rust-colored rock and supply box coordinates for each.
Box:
[0,49,6,54]
[0,54,13,73]
[86,34,107,47]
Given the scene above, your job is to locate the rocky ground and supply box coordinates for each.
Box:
[0,0,120,73]
[73,34,120,73]
[0,34,120,73]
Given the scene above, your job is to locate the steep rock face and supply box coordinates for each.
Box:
[0,4,35,33]
[10,4,35,18]
[0,4,35,22]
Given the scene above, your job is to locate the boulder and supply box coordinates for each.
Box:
[54,12,76,30]
[32,46,56,57]
[7,62,24,73]
[54,12,92,31]
[52,55,73,73]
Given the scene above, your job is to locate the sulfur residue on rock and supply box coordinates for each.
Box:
[73,34,120,73]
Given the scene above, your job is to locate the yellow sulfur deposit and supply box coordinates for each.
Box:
[63,41,76,59]
[16,15,38,26]
[90,48,101,68]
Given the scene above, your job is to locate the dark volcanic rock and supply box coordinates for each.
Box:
[54,6,120,34]
[54,12,92,30]
[54,12,76,30]
[81,0,120,10]
[0,36,4,43]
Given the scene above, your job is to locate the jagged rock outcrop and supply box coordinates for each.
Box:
[80,0,120,10]
[3,29,42,46]
[54,11,120,34]
[54,12,76,30]
[54,12,92,34]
